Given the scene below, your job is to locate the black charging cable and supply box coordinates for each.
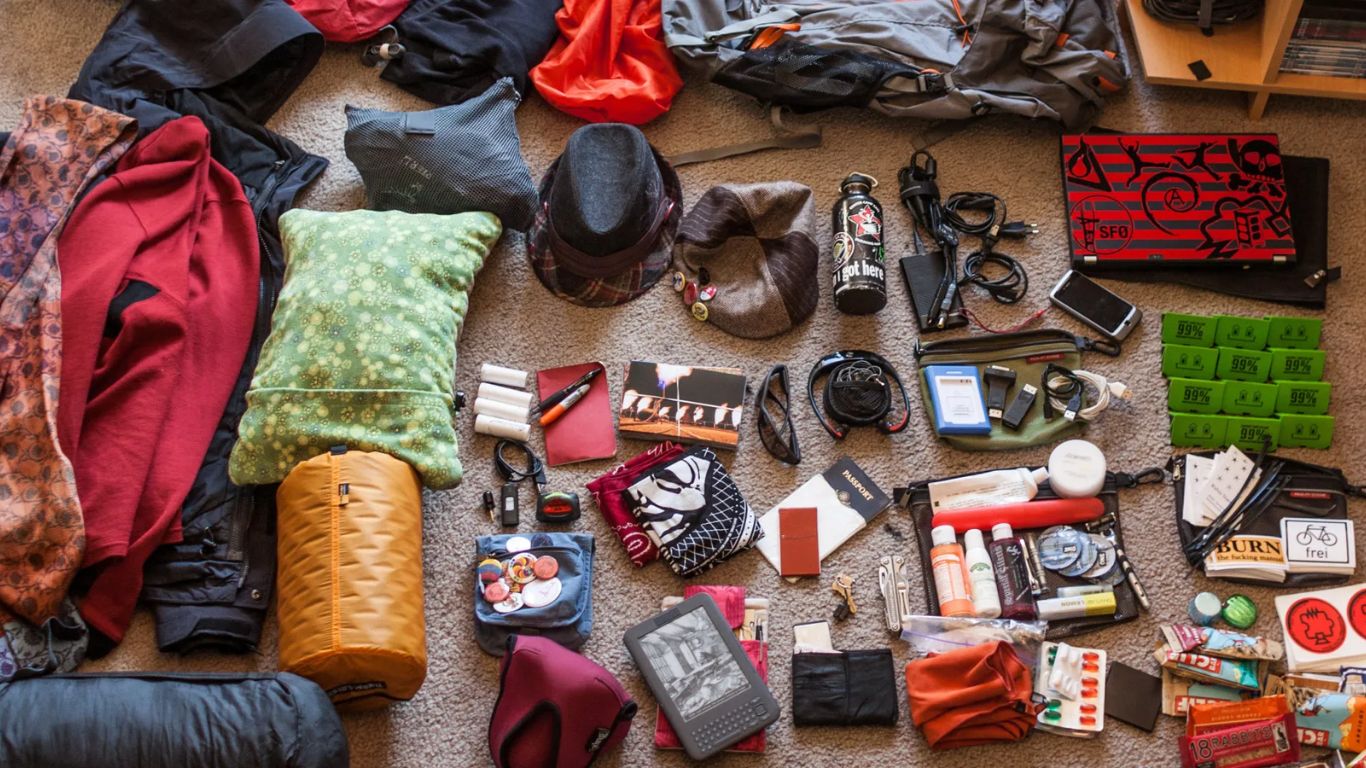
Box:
[899,154,1037,328]
[494,440,546,489]
[1042,363,1085,421]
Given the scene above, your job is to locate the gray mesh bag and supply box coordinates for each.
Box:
[344,77,537,230]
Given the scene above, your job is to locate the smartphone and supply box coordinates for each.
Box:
[1049,270,1142,342]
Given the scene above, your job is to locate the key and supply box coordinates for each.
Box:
[830,573,857,622]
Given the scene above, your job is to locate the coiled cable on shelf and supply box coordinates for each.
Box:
[1142,0,1263,36]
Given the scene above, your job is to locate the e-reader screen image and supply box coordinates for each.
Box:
[636,606,751,721]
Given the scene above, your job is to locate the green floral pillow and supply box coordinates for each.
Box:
[228,209,501,489]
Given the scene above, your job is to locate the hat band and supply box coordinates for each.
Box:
[546,199,674,280]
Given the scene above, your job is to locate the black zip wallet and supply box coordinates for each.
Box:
[791,649,898,727]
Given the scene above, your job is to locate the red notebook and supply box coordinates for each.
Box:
[538,362,616,467]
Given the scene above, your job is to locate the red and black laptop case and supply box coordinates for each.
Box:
[1061,133,1296,267]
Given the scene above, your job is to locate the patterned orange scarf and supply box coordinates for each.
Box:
[0,96,135,627]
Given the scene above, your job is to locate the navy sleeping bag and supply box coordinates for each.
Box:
[0,671,349,767]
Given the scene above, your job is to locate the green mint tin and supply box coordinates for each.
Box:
[1163,344,1219,380]
[1214,316,1270,350]
[1162,313,1218,347]
[1268,348,1325,381]
[1264,316,1322,349]
[1225,416,1280,452]
[1275,381,1331,415]
[1169,378,1224,414]
[1220,381,1277,417]
[1279,414,1334,450]
[1170,413,1227,448]
[1216,347,1271,382]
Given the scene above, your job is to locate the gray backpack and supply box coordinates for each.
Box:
[663,0,1128,130]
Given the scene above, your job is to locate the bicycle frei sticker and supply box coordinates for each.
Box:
[1280,518,1354,572]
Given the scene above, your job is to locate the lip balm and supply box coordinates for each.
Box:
[1036,591,1116,620]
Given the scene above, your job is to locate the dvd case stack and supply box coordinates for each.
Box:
[1281,1,1366,79]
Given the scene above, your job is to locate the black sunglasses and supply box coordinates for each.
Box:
[756,364,801,465]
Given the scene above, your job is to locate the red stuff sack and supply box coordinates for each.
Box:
[489,635,637,768]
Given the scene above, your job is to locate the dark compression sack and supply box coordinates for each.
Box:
[0,672,349,768]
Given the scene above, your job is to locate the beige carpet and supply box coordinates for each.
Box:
[4,1,1366,765]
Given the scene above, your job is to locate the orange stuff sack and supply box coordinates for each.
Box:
[276,447,427,711]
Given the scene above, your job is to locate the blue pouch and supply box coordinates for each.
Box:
[473,533,595,656]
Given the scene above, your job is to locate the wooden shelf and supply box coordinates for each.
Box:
[1123,0,1365,119]
[1270,71,1366,99]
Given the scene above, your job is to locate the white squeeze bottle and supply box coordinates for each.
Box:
[963,529,1002,619]
[927,467,1050,511]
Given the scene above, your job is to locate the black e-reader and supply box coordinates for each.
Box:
[623,593,780,759]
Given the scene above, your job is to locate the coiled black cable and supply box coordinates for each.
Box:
[1142,0,1262,35]
[962,250,1029,304]
[494,439,545,487]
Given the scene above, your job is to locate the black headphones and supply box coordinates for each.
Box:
[807,350,911,440]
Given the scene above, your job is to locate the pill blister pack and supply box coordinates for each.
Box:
[1034,641,1106,737]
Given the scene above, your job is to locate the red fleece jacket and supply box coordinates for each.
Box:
[57,116,259,646]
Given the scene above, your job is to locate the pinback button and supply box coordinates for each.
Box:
[483,580,510,603]
[533,555,559,580]
[508,552,538,583]
[506,536,532,553]
[691,302,709,322]
[699,284,717,302]
[522,577,562,608]
[671,271,686,292]
[477,559,504,584]
[683,281,699,305]
[492,593,524,613]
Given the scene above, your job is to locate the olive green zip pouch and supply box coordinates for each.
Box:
[914,329,1120,451]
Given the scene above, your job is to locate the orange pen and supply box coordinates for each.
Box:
[538,383,590,427]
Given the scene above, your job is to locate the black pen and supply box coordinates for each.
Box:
[532,366,602,415]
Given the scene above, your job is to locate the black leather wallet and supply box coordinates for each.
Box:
[791,649,898,726]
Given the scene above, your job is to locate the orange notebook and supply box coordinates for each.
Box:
[538,362,616,467]
[779,507,821,577]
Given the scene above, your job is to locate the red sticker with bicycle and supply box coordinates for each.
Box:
[1349,589,1366,639]
[1284,597,1346,654]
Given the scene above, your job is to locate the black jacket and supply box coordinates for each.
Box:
[380,0,564,104]
[0,672,348,767]
[69,0,328,655]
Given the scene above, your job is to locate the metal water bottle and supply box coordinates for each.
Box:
[832,173,887,315]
